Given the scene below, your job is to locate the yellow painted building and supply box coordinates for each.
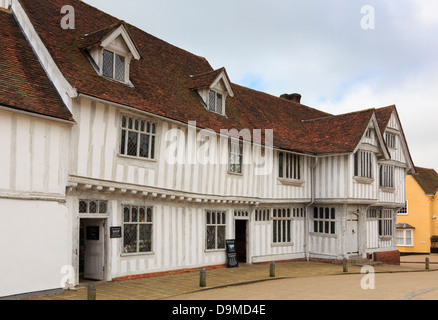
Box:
[397,167,438,254]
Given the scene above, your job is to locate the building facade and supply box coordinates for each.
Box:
[397,167,438,254]
[0,0,414,298]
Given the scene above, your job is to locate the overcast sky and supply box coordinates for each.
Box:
[85,0,438,170]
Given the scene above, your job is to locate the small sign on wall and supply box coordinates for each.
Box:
[110,227,122,239]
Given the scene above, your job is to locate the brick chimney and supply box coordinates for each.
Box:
[280,93,302,103]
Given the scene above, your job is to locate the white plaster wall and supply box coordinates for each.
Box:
[71,97,311,201]
[0,199,70,297]
[0,0,11,9]
[0,110,70,196]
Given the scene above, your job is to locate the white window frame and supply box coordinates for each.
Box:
[379,164,395,188]
[208,90,224,115]
[379,209,393,237]
[229,138,243,174]
[206,211,226,250]
[272,208,293,244]
[255,208,270,222]
[396,229,413,247]
[119,115,157,160]
[385,133,397,149]
[102,49,127,82]
[79,199,108,215]
[354,150,373,179]
[278,152,301,180]
[122,205,153,254]
[312,207,336,235]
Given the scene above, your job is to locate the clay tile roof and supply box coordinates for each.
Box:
[396,223,415,230]
[0,9,73,122]
[411,167,438,195]
[189,68,226,90]
[77,20,126,49]
[301,109,375,154]
[375,105,396,134]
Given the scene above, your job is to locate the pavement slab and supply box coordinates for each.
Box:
[24,255,438,300]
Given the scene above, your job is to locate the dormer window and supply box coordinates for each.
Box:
[78,21,141,86]
[208,90,223,114]
[190,68,234,117]
[102,49,126,82]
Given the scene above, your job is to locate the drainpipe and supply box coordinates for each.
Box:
[305,156,318,261]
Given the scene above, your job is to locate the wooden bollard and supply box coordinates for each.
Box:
[343,258,348,273]
[426,258,430,270]
[200,268,207,288]
[87,283,96,300]
[270,261,275,277]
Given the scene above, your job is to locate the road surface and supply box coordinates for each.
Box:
[167,270,438,300]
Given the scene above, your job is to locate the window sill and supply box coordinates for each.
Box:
[277,178,304,186]
[204,249,226,253]
[309,232,337,239]
[117,153,157,165]
[354,176,374,184]
[271,242,294,247]
[379,236,393,241]
[380,186,395,193]
[121,252,154,257]
[101,74,134,87]
[227,170,243,177]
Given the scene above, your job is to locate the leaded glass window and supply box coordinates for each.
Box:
[208,90,224,115]
[206,211,226,250]
[272,208,292,243]
[312,207,336,235]
[229,138,243,174]
[114,54,125,82]
[278,152,301,180]
[79,199,108,214]
[120,115,156,160]
[102,49,114,78]
[102,49,126,82]
[123,205,153,254]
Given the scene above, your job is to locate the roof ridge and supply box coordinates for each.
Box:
[229,82,332,117]
[375,104,396,111]
[190,67,224,77]
[82,20,125,37]
[414,166,438,174]
[302,108,375,123]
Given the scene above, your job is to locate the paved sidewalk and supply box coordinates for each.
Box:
[26,256,438,300]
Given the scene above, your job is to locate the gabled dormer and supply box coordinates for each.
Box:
[355,112,391,158]
[190,67,234,116]
[375,105,415,173]
[78,21,141,85]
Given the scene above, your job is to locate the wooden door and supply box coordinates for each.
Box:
[83,219,105,281]
[347,214,359,254]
